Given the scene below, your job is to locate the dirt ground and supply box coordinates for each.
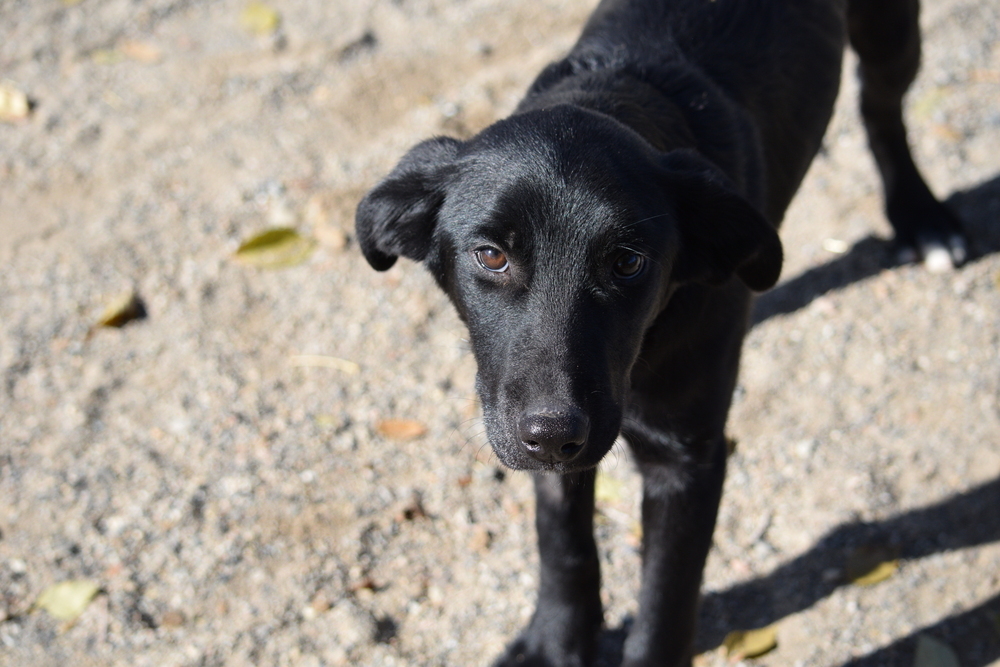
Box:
[1,1,999,666]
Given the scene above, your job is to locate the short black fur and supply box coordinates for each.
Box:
[355,1,966,665]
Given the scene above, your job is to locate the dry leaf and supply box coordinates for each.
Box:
[91,48,123,65]
[234,228,317,269]
[851,559,899,586]
[0,82,31,122]
[97,291,147,328]
[119,40,162,63]
[912,87,948,123]
[846,544,900,586]
[240,1,281,35]
[723,625,778,661]
[595,471,624,504]
[468,525,493,552]
[376,419,427,441]
[34,580,101,622]
[914,635,959,667]
[314,414,340,429]
[290,354,359,374]
[160,609,186,628]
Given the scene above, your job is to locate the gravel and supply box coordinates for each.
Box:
[1,1,999,666]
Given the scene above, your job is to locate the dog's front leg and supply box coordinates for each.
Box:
[495,470,603,667]
[621,439,728,667]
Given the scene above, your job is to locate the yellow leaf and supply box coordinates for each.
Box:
[0,82,31,122]
[851,559,899,586]
[91,48,123,65]
[240,2,281,35]
[289,354,359,374]
[97,291,147,328]
[234,228,317,269]
[846,544,900,586]
[914,635,959,667]
[35,580,101,622]
[376,419,427,441]
[911,87,948,123]
[723,625,778,661]
[595,471,624,504]
[119,40,162,64]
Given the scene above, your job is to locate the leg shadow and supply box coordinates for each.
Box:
[695,476,1000,652]
[594,175,1000,664]
[753,173,1000,327]
[840,592,1000,667]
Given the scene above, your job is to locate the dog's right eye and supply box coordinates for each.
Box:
[475,246,509,273]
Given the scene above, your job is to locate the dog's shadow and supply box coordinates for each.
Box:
[595,174,1000,667]
[595,477,1000,667]
[752,173,1000,326]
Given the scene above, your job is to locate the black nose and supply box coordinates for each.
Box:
[517,406,590,463]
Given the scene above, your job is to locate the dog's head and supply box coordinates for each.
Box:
[357,106,781,472]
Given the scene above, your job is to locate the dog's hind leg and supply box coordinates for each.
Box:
[494,470,603,667]
[847,0,967,270]
[621,439,728,667]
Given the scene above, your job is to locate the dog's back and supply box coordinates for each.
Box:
[525,0,846,223]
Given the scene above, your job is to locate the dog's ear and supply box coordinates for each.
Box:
[355,137,462,271]
[660,150,782,291]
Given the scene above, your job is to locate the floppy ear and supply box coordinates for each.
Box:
[355,137,461,271]
[660,150,783,291]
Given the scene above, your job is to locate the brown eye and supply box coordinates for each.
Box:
[612,251,645,279]
[475,246,509,273]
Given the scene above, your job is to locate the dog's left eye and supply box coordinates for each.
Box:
[612,251,645,280]
[475,246,509,273]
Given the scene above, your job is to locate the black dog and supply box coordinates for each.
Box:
[356,1,966,665]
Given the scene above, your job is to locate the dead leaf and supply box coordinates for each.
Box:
[595,471,624,504]
[914,635,959,667]
[846,544,900,586]
[97,291,147,328]
[234,227,317,269]
[851,559,898,586]
[240,1,281,35]
[289,354,359,374]
[119,40,162,64]
[469,525,493,552]
[34,580,101,622]
[160,609,185,628]
[930,123,962,143]
[0,82,31,122]
[314,414,340,429]
[723,625,778,661]
[91,48,123,65]
[349,576,379,593]
[376,419,427,441]
[912,87,948,123]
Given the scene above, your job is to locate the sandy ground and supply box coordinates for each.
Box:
[1,0,999,666]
